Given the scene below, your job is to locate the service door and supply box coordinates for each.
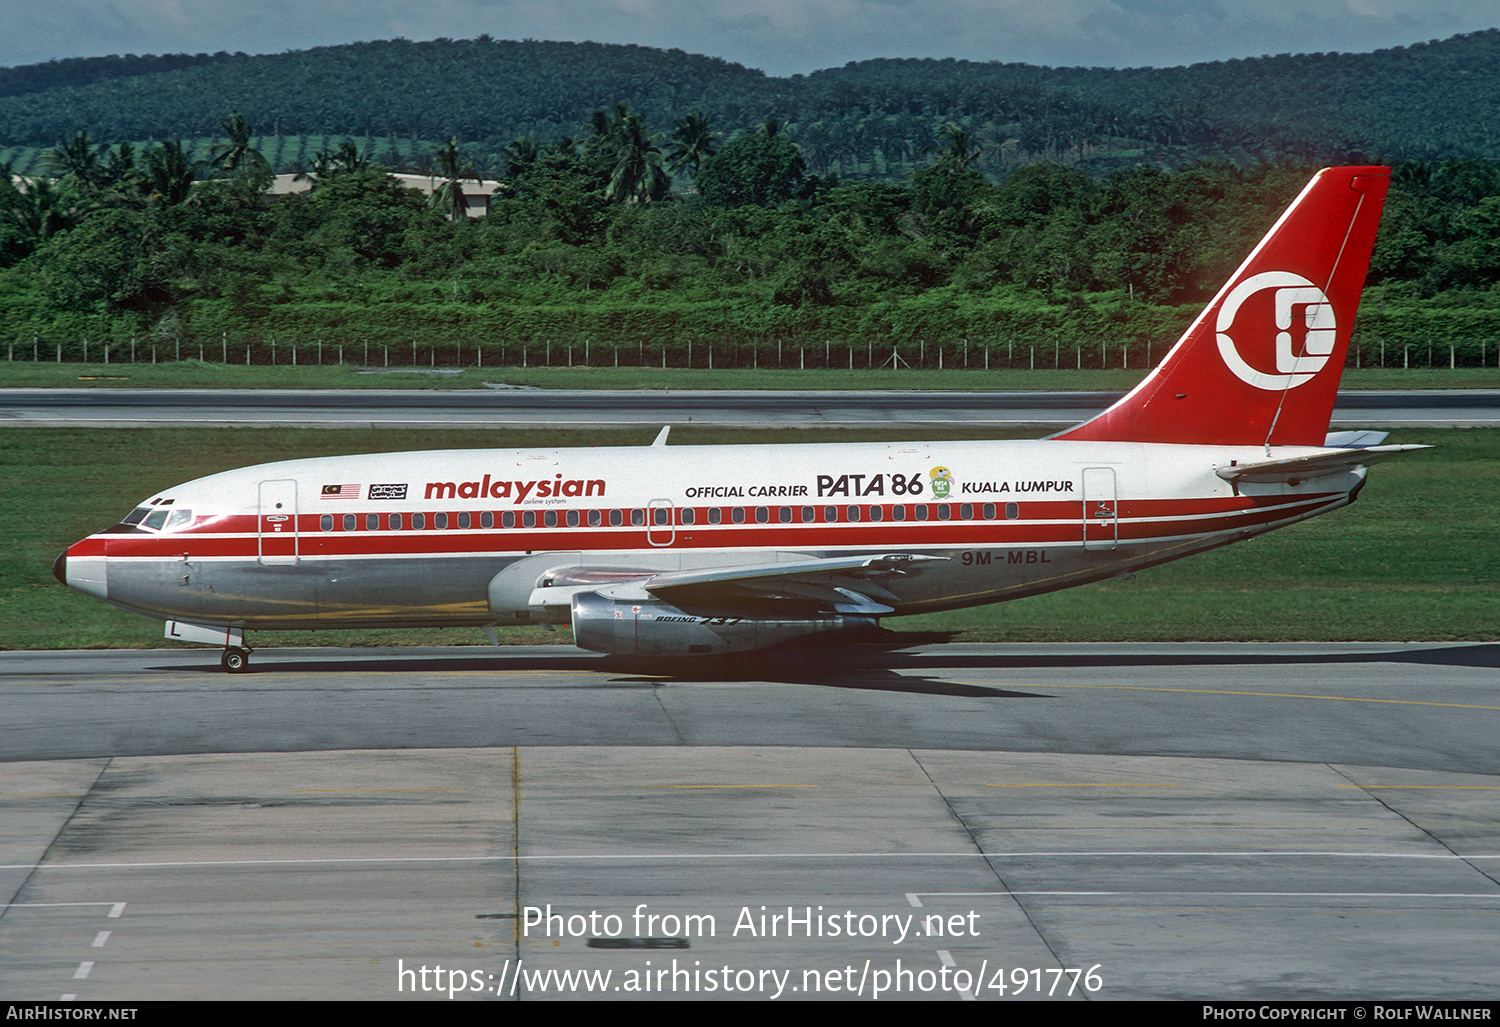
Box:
[258,479,299,565]
[1082,467,1118,551]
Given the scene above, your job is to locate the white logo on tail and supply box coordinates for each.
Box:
[1216,271,1335,390]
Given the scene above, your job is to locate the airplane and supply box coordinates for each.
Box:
[54,165,1426,672]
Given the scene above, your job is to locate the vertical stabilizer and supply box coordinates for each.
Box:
[1056,166,1390,447]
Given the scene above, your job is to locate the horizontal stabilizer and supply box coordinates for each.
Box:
[1216,445,1430,484]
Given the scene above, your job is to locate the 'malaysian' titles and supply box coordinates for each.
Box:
[425,475,605,505]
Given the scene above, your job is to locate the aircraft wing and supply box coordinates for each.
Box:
[533,553,948,615]
[1216,444,1430,485]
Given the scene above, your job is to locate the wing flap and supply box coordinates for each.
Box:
[531,553,944,614]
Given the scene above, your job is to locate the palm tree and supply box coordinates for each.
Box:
[501,134,539,180]
[668,113,717,176]
[926,124,982,171]
[208,112,272,182]
[141,140,205,205]
[1,167,84,253]
[430,138,474,222]
[102,141,139,191]
[40,132,106,192]
[585,104,670,204]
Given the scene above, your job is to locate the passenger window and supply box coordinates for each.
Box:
[801,507,814,523]
[481,512,494,529]
[982,504,995,520]
[457,512,470,529]
[1006,503,1020,520]
[522,511,535,528]
[777,507,791,523]
[320,514,333,532]
[502,512,515,528]
[435,513,448,530]
[544,511,557,527]
[567,510,579,527]
[367,513,379,531]
[824,506,837,521]
[938,505,951,521]
[960,504,973,520]
[732,507,745,524]
[631,509,645,527]
[755,507,769,523]
[708,508,722,524]
[892,505,906,521]
[412,512,426,530]
[681,508,695,525]
[589,510,601,527]
[390,514,403,530]
[653,507,670,526]
[869,506,883,522]
[846,506,860,522]
[343,514,356,531]
[914,505,929,521]
[609,509,622,527]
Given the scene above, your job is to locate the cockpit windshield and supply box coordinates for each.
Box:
[112,506,193,533]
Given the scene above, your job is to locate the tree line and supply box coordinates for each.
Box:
[3,31,1500,183]
[3,108,1499,363]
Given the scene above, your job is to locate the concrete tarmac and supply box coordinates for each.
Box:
[1,643,1497,1001]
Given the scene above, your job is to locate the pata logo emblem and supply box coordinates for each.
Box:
[1216,271,1335,390]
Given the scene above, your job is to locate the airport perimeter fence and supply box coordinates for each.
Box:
[6,333,1500,371]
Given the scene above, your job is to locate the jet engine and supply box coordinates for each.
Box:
[569,590,877,657]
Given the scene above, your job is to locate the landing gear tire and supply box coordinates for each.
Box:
[222,647,250,673]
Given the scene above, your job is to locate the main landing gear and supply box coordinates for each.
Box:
[221,646,252,673]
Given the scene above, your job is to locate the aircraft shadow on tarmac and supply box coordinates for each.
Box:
[145,641,1497,695]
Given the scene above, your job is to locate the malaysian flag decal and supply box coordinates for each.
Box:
[321,484,360,499]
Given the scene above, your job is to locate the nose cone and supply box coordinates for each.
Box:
[54,543,108,600]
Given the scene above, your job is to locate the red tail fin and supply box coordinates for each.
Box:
[1056,166,1391,447]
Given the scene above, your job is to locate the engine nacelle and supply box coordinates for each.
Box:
[570,591,877,657]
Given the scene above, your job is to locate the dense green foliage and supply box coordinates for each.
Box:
[4,140,1500,364]
[3,34,1500,363]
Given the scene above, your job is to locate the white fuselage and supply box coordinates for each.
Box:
[62,437,1359,632]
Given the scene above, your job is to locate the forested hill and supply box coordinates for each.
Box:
[1,30,1499,174]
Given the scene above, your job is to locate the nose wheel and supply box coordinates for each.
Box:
[221,647,252,673]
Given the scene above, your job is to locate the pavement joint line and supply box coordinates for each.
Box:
[7,850,1500,871]
[909,891,1500,898]
[984,783,1182,787]
[1335,784,1500,789]
[959,681,1500,711]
